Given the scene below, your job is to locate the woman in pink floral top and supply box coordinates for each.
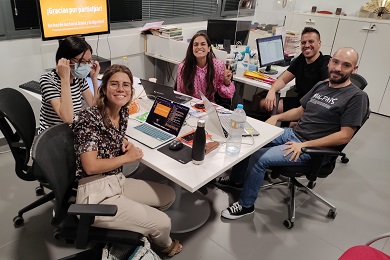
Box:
[176,32,235,102]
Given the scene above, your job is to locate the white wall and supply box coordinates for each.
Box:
[254,0,369,25]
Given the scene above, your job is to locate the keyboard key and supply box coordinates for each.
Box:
[134,124,172,141]
[19,80,41,95]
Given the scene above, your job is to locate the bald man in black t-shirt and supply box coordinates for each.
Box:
[260,27,330,114]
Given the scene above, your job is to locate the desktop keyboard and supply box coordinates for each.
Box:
[134,123,172,141]
[19,80,41,95]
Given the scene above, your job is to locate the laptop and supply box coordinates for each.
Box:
[200,93,260,138]
[128,96,190,149]
[140,79,192,104]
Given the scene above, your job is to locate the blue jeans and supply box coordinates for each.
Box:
[230,128,312,208]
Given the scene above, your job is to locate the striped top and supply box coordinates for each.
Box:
[38,70,89,134]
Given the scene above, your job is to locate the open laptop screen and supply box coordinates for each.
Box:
[146,97,189,136]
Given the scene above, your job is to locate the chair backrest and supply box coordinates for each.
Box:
[0,88,36,181]
[350,73,368,90]
[32,123,76,226]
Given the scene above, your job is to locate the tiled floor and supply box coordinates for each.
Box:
[0,113,389,260]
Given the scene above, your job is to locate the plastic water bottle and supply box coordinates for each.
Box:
[192,120,206,165]
[226,104,246,156]
[122,56,129,67]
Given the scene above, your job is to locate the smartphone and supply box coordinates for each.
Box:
[181,132,195,143]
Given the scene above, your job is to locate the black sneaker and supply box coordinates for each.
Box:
[221,202,255,220]
[215,176,243,190]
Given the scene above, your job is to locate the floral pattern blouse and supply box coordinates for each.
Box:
[73,106,129,179]
[176,58,235,102]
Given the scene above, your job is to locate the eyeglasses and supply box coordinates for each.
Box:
[71,58,94,67]
[108,81,132,90]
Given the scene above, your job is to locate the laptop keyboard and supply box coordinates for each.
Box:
[134,124,172,141]
[219,116,230,137]
[19,80,41,95]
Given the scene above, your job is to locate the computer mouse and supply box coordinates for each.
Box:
[169,140,184,151]
[195,103,205,109]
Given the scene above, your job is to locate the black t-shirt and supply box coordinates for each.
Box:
[287,52,331,98]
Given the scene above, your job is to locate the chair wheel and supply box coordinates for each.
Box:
[327,209,337,219]
[341,156,349,164]
[283,219,294,229]
[13,216,24,228]
[35,186,45,196]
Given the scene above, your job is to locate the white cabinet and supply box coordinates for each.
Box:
[333,20,390,113]
[287,13,339,55]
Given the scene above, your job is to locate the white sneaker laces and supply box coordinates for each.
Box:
[229,202,242,213]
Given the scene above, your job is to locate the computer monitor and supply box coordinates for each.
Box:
[36,0,110,41]
[207,19,251,47]
[256,35,285,75]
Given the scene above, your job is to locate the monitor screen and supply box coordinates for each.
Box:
[256,35,285,74]
[36,0,110,41]
[207,19,251,46]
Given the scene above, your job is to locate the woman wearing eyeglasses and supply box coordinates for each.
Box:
[73,64,183,257]
[38,36,100,134]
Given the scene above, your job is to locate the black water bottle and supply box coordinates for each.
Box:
[192,120,206,165]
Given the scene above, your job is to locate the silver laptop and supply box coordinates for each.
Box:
[128,96,190,148]
[200,93,260,138]
[140,79,192,104]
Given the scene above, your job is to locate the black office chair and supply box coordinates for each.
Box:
[339,73,368,163]
[350,73,368,91]
[0,88,54,228]
[214,92,232,110]
[32,123,142,251]
[268,108,370,229]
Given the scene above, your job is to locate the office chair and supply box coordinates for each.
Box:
[32,123,142,250]
[268,108,370,229]
[339,233,390,260]
[0,88,54,228]
[214,92,232,110]
[339,73,368,163]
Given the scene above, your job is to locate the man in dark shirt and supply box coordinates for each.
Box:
[218,47,369,220]
[261,27,331,113]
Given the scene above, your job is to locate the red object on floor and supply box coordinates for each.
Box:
[339,245,390,260]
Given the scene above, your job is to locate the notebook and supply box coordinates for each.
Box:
[200,93,260,138]
[140,79,192,104]
[128,96,190,149]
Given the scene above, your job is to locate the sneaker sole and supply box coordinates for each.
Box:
[221,209,254,220]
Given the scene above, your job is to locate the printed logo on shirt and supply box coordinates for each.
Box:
[308,93,338,109]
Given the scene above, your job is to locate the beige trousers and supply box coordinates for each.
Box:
[76,173,175,248]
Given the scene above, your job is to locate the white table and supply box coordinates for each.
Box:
[233,67,296,114]
[127,83,284,233]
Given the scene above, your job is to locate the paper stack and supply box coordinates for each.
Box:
[159,25,183,41]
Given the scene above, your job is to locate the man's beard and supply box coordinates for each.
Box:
[329,71,350,84]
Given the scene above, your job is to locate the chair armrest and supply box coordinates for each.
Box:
[301,147,341,157]
[366,232,390,246]
[68,204,117,217]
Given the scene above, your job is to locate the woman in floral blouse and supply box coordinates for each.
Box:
[73,64,182,256]
[176,32,235,102]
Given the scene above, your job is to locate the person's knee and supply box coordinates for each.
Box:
[159,185,176,211]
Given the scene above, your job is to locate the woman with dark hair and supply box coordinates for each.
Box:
[176,32,235,102]
[73,64,182,257]
[39,36,100,134]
